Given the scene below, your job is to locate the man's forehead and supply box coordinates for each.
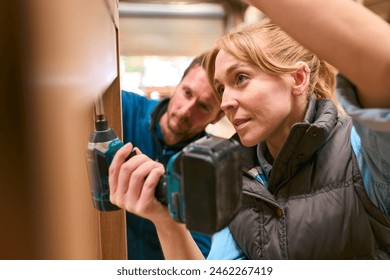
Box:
[181,65,220,106]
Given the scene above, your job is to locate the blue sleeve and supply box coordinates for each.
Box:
[337,75,390,215]
[121,90,158,155]
[207,227,246,260]
[190,232,211,259]
[122,90,156,141]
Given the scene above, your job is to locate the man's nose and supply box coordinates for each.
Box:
[180,100,196,117]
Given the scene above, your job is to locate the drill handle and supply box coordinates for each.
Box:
[155,176,168,205]
[126,148,168,205]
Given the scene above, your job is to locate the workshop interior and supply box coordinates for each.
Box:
[0,0,389,259]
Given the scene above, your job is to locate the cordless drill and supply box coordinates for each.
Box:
[86,98,242,234]
[85,97,126,211]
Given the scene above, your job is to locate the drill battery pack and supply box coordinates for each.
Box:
[167,135,242,234]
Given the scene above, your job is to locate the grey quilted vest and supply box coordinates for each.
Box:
[229,97,390,259]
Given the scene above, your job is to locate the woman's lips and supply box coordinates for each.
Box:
[233,118,250,130]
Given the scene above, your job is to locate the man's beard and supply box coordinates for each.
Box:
[166,112,191,138]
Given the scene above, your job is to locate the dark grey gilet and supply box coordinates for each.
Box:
[229,97,390,259]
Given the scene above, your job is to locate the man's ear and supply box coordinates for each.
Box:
[211,110,225,124]
[291,62,310,96]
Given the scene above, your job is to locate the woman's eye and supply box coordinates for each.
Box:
[236,74,247,84]
[216,85,224,96]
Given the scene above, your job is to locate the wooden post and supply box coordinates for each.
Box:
[0,0,126,259]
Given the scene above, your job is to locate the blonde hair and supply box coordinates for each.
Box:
[205,19,342,111]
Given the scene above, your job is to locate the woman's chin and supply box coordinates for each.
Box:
[238,134,258,147]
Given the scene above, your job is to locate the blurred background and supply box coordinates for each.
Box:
[0,0,389,259]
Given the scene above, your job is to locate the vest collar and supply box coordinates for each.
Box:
[267,95,339,190]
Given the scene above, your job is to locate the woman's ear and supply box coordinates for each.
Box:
[291,62,310,96]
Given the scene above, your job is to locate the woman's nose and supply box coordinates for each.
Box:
[220,92,238,112]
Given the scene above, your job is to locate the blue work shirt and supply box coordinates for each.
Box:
[207,77,390,260]
[121,90,211,259]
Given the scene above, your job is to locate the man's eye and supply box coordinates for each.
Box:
[199,103,210,112]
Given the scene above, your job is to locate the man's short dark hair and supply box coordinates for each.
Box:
[180,52,207,81]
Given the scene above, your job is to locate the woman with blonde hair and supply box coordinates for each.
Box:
[203,17,390,259]
[108,0,390,259]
